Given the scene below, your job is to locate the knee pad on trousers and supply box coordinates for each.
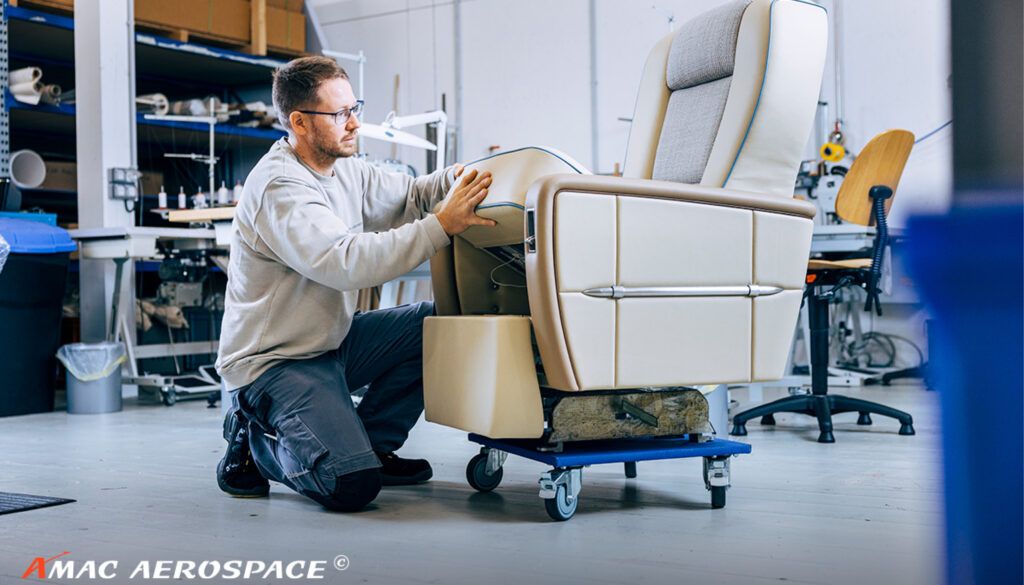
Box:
[307,468,382,512]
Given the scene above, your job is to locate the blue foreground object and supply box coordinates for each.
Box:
[907,204,1023,585]
[464,433,751,521]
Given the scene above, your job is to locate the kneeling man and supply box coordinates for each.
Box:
[215,56,494,511]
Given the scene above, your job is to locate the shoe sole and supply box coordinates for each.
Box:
[381,468,433,487]
[216,458,270,498]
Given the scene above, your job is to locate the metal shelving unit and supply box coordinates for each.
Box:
[1,2,292,226]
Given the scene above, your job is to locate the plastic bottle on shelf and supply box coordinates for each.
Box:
[157,185,168,209]
[193,188,207,209]
[217,181,230,206]
[177,186,187,209]
[232,180,244,204]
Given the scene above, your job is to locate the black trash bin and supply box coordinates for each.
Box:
[0,218,77,417]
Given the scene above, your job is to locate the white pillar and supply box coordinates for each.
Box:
[74,0,138,342]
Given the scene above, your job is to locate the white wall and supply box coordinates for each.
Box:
[313,0,457,172]
[458,0,592,164]
[820,0,953,224]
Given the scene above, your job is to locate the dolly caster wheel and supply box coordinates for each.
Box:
[710,486,727,509]
[466,453,503,492]
[624,462,637,479]
[544,485,578,521]
[899,422,916,436]
[730,423,747,436]
[817,430,835,443]
[759,414,776,425]
[162,390,177,406]
[857,412,873,425]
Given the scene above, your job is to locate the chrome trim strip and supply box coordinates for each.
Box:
[581,285,783,299]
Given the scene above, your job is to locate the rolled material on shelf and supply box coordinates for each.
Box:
[170,96,230,122]
[10,150,47,189]
[136,93,170,116]
[10,67,44,105]
[39,84,62,106]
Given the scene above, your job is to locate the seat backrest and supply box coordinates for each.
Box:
[623,0,828,198]
[834,129,915,225]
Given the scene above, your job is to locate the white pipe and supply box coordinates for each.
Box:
[208,98,216,197]
[453,0,463,162]
[10,150,46,189]
[832,0,844,138]
[588,0,599,173]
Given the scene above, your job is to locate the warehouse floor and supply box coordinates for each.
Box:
[0,385,942,585]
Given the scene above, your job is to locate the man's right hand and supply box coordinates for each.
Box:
[435,169,497,236]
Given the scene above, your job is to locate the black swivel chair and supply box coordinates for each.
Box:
[731,129,917,443]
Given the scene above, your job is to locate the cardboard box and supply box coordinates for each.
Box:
[39,161,77,192]
[135,0,251,43]
[267,6,306,52]
[40,162,164,196]
[266,0,304,11]
[15,0,75,13]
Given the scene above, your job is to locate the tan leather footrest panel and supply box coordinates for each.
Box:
[423,316,544,439]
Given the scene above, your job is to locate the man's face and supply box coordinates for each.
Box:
[303,77,361,160]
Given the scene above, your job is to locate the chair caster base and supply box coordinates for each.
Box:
[730,424,747,436]
[817,430,835,443]
[899,423,916,436]
[857,412,872,425]
[760,414,776,425]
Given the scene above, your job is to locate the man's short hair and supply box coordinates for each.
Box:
[272,56,349,129]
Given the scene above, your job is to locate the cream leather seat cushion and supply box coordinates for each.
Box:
[454,147,590,249]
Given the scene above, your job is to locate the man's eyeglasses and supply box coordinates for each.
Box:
[297,100,364,126]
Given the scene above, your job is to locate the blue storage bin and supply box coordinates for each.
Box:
[0,218,77,416]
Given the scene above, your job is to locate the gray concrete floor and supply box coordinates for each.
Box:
[0,384,942,585]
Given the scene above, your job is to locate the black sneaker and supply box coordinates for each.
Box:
[217,414,270,498]
[375,451,432,486]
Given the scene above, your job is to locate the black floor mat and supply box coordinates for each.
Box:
[0,492,75,515]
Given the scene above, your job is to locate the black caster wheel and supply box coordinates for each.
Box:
[857,412,873,425]
[162,390,177,406]
[730,423,747,436]
[817,430,835,443]
[760,414,776,425]
[466,453,503,492]
[624,462,637,479]
[710,486,726,509]
[544,485,578,521]
[207,391,221,408]
[899,422,916,436]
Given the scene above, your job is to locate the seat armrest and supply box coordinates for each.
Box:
[524,174,816,219]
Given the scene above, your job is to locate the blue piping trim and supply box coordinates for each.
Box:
[720,0,828,187]
[462,146,587,174]
[477,201,525,211]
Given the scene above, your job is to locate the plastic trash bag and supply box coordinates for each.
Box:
[56,342,127,382]
[0,233,9,275]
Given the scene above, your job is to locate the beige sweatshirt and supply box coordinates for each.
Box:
[215,138,454,390]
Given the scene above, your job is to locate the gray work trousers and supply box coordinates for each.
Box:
[224,301,433,507]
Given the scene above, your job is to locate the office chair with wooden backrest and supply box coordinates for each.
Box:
[731,129,917,443]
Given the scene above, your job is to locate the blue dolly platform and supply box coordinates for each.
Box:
[465,433,752,521]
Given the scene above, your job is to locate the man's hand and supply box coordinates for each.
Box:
[435,168,496,236]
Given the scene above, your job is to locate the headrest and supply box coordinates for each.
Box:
[666,0,751,90]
